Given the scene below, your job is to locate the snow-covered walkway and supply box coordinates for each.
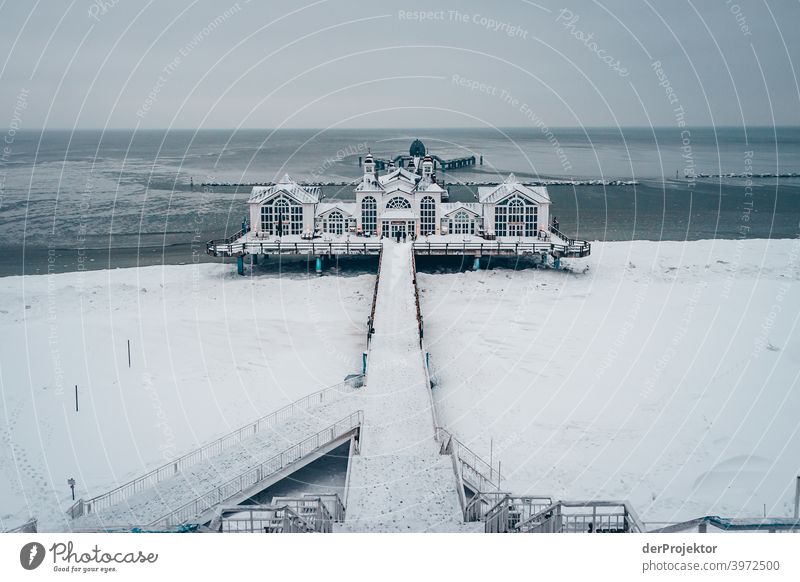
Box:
[343,242,463,532]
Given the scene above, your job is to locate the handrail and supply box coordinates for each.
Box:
[484,495,555,533]
[67,376,363,520]
[367,246,383,347]
[3,518,38,533]
[207,239,383,257]
[515,500,644,533]
[151,411,363,528]
[650,515,800,533]
[410,249,424,348]
[412,239,590,258]
[436,427,502,490]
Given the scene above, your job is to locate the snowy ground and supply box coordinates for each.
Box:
[0,263,372,531]
[420,238,800,525]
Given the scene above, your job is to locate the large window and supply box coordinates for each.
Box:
[361,196,377,235]
[323,211,344,235]
[420,196,436,235]
[450,210,474,235]
[260,196,303,235]
[494,196,537,237]
[386,197,411,209]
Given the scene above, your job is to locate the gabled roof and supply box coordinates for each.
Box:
[316,202,357,218]
[378,166,419,186]
[248,174,321,204]
[417,179,445,194]
[477,173,550,205]
[441,202,482,217]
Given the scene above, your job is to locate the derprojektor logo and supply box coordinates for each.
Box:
[19,542,46,570]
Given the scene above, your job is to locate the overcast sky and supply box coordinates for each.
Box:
[1,0,798,129]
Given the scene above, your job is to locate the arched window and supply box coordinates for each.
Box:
[450,210,474,235]
[386,197,411,209]
[261,196,303,235]
[420,196,436,235]
[324,211,344,235]
[495,196,537,237]
[361,196,377,235]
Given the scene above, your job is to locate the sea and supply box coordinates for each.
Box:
[1,127,799,276]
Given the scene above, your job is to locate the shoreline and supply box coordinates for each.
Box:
[3,237,795,279]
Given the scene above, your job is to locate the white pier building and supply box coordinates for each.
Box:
[207,142,590,273]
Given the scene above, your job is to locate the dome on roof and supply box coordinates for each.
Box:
[409,139,426,157]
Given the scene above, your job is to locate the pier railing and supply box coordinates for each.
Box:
[207,238,383,257]
[151,411,363,528]
[413,239,591,258]
[367,246,383,347]
[67,376,363,520]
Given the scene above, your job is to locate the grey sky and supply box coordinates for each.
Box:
[1,0,798,129]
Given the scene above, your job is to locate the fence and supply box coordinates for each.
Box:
[207,239,383,257]
[367,246,383,347]
[150,411,363,528]
[67,377,363,520]
[219,505,316,533]
[413,239,591,258]
[3,518,37,533]
[484,496,556,533]
[515,500,644,533]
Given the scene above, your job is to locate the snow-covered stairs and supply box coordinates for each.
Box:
[343,241,463,532]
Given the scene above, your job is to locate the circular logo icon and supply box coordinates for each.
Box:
[19,542,46,570]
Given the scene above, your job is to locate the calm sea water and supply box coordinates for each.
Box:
[1,127,799,276]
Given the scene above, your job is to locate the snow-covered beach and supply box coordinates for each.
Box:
[421,238,800,524]
[1,238,798,531]
[0,264,373,531]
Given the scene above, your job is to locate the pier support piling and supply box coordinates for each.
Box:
[236,255,244,276]
[473,256,481,271]
[553,256,561,269]
[362,351,368,375]
[315,256,323,275]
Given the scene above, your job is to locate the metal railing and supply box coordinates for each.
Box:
[150,411,363,528]
[219,505,317,533]
[3,518,38,533]
[67,377,363,520]
[484,495,556,533]
[464,491,510,522]
[271,496,340,532]
[412,239,591,258]
[207,239,384,257]
[437,428,502,491]
[367,246,383,347]
[410,249,424,348]
[515,500,644,533]
[650,516,800,533]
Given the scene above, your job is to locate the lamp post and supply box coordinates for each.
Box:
[67,478,75,501]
